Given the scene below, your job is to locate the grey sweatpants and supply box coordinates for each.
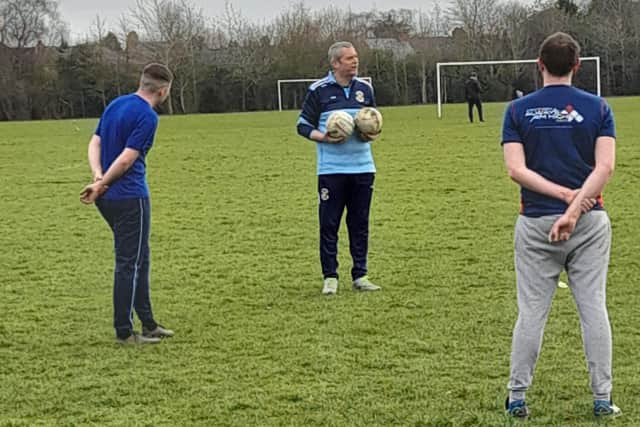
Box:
[508,211,613,402]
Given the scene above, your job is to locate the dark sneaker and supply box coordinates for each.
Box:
[594,399,621,417]
[505,397,529,418]
[142,324,174,338]
[117,332,161,345]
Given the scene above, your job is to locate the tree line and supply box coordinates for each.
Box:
[0,0,639,121]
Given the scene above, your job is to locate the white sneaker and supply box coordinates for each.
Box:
[352,276,381,291]
[322,277,338,295]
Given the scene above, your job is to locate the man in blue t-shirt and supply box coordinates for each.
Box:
[80,63,175,344]
[297,41,381,295]
[502,32,619,418]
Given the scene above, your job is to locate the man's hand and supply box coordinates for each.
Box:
[80,182,108,204]
[563,188,580,205]
[579,197,597,213]
[549,212,579,242]
[550,188,598,242]
[564,188,597,213]
[322,132,346,144]
[356,129,381,142]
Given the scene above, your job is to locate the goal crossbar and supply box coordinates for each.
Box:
[277,77,372,111]
[436,57,601,118]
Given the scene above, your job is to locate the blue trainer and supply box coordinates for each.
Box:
[594,400,621,417]
[505,398,529,418]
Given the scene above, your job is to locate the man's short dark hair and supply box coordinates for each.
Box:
[539,32,580,77]
[140,63,173,93]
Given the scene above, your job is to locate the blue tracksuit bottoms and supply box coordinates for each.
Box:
[96,197,157,339]
[318,173,374,281]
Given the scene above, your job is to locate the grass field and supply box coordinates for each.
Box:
[1,98,639,426]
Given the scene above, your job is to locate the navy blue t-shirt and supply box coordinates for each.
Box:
[95,94,158,200]
[502,85,615,217]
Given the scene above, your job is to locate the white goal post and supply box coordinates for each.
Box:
[436,57,601,118]
[277,77,372,111]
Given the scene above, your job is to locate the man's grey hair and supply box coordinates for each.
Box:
[328,41,354,65]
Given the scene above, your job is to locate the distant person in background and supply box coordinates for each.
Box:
[502,32,619,418]
[80,63,175,345]
[464,72,484,122]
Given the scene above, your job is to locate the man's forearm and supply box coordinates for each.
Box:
[564,166,613,218]
[101,153,137,187]
[564,137,615,218]
[309,129,327,142]
[508,166,574,203]
[88,136,102,177]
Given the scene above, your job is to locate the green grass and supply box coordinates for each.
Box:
[1,98,639,426]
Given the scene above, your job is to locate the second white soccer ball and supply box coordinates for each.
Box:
[325,111,354,140]
[354,107,383,139]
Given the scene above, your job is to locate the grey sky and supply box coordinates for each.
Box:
[59,0,443,40]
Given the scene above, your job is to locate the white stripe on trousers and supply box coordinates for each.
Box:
[129,199,144,329]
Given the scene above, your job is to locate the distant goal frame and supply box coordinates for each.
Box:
[277,77,372,111]
[436,57,601,118]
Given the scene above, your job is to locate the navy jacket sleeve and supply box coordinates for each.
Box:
[370,85,377,107]
[297,88,320,140]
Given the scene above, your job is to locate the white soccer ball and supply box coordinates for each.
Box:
[354,107,383,140]
[325,111,354,140]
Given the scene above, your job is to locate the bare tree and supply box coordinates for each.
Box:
[217,3,273,111]
[370,9,414,39]
[312,6,372,41]
[0,0,64,48]
[585,0,640,95]
[91,14,107,42]
[0,8,6,44]
[499,1,532,59]
[413,8,443,104]
[448,0,504,58]
[432,3,452,37]
[128,0,207,113]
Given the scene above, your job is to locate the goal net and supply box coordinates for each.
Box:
[436,57,601,118]
[277,77,373,111]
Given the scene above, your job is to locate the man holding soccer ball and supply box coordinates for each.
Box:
[296,41,381,295]
[502,32,619,418]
